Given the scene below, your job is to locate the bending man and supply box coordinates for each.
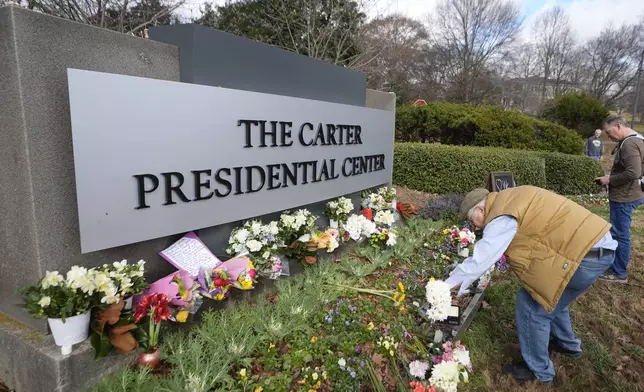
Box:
[446,186,616,386]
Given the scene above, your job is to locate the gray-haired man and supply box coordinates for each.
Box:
[595,115,644,282]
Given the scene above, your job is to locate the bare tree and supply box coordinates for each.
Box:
[532,6,576,101]
[23,0,184,35]
[357,14,431,101]
[583,22,643,104]
[429,0,523,103]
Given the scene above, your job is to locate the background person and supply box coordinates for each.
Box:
[585,129,603,161]
[447,186,616,386]
[596,115,644,283]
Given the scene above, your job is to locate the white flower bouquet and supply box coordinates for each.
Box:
[342,214,377,242]
[227,219,282,275]
[325,197,354,227]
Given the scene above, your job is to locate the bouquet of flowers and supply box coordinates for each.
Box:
[227,220,282,276]
[325,197,354,227]
[342,214,377,242]
[408,341,471,392]
[145,270,201,323]
[442,226,476,257]
[312,228,341,253]
[278,209,319,263]
[374,210,395,227]
[361,191,388,212]
[278,209,317,244]
[100,260,148,302]
[197,267,232,301]
[369,227,398,248]
[377,186,397,204]
[424,278,452,322]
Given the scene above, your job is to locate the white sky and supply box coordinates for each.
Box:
[176,0,644,42]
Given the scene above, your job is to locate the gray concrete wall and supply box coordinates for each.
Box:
[149,24,367,106]
[0,5,182,331]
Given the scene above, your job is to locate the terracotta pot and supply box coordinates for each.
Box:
[138,348,161,369]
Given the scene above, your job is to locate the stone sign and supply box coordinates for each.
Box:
[68,69,394,253]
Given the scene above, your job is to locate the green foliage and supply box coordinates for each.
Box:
[393,143,547,194]
[537,152,605,195]
[541,92,610,138]
[395,102,584,154]
[393,143,604,195]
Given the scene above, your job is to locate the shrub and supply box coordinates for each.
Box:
[393,143,547,195]
[541,92,610,138]
[393,143,604,195]
[537,152,605,195]
[395,103,584,154]
[421,194,464,223]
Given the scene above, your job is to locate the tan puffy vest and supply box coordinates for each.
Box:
[484,186,611,312]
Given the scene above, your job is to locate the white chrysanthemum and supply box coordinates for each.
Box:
[425,279,452,322]
[281,214,296,228]
[429,360,461,392]
[374,210,395,226]
[386,232,397,247]
[246,239,263,253]
[409,360,429,379]
[38,296,51,307]
[41,271,64,289]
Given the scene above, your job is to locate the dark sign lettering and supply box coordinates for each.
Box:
[133,118,385,209]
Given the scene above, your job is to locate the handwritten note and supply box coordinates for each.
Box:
[159,232,221,277]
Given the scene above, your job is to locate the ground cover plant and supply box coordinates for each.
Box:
[92,217,487,392]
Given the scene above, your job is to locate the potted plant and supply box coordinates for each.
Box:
[134,293,172,368]
[19,268,94,355]
[325,196,354,228]
[102,260,148,309]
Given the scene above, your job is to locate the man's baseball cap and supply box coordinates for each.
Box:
[459,188,490,221]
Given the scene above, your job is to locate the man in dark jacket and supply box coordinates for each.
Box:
[585,129,603,160]
[596,115,644,282]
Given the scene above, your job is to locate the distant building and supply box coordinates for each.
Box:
[501,76,582,114]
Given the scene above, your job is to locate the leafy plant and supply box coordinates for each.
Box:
[19,270,92,321]
[393,143,604,195]
[396,102,584,154]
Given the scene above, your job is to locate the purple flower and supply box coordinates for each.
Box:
[345,321,351,326]
[360,361,366,367]
[355,345,362,354]
[350,371,356,378]
[326,317,333,323]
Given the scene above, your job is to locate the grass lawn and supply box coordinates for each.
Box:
[460,204,644,392]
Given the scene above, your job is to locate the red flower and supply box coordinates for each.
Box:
[134,293,171,324]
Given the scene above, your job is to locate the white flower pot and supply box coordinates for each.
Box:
[458,248,470,258]
[47,311,91,355]
[124,296,133,310]
[329,219,338,229]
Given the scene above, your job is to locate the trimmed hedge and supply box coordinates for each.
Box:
[396,103,584,155]
[393,143,604,195]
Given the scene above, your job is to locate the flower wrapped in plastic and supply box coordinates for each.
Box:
[425,278,452,322]
[197,267,231,301]
[144,270,201,322]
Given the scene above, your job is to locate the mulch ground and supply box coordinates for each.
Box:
[394,186,437,210]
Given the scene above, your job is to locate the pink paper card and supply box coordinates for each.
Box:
[159,232,221,277]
